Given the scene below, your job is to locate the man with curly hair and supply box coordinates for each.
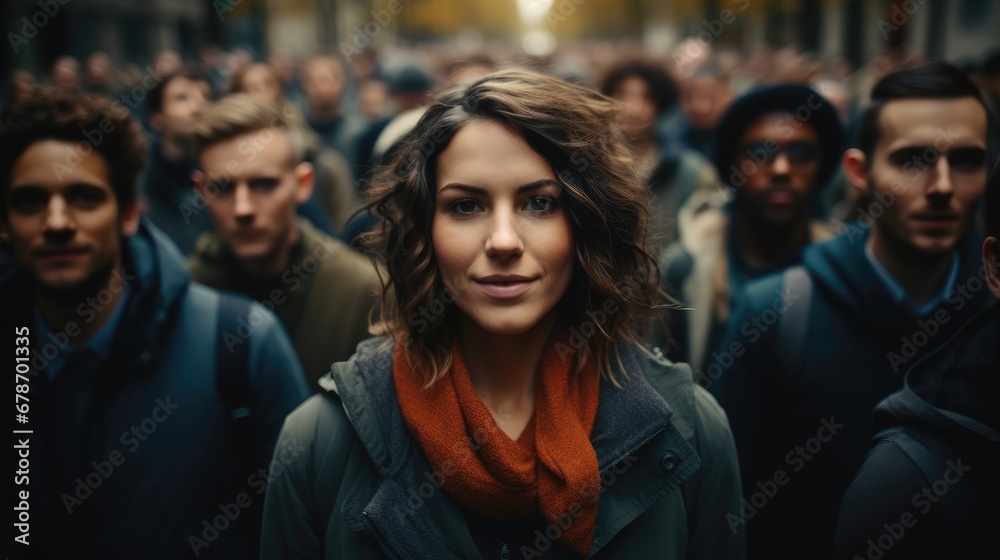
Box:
[0,90,308,559]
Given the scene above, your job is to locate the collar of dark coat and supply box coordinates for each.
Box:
[0,220,186,380]
[324,338,701,558]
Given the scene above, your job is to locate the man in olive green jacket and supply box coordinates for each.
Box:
[189,95,380,388]
[261,339,745,559]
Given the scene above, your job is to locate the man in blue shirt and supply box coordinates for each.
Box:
[716,61,993,559]
[1,90,309,559]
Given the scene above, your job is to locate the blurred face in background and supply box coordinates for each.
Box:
[359,79,391,121]
[152,77,211,139]
[736,113,821,228]
[86,52,114,90]
[154,50,182,77]
[10,70,36,103]
[51,57,81,92]
[682,74,731,131]
[611,75,658,141]
[239,63,283,107]
[301,57,346,114]
[3,140,138,296]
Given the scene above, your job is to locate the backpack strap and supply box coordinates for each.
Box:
[216,291,253,429]
[871,426,978,557]
[776,266,812,376]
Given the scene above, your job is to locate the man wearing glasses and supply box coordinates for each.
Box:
[659,84,843,379]
[716,62,993,560]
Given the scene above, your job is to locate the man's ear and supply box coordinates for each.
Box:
[192,170,208,197]
[294,161,315,206]
[984,236,1000,301]
[120,203,141,237]
[842,148,870,196]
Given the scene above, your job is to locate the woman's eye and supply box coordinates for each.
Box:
[525,196,556,213]
[449,199,482,215]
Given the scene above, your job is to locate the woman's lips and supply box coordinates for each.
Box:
[474,279,536,299]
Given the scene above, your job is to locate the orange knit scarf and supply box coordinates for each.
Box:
[394,336,602,557]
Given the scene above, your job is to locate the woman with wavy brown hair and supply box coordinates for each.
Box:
[260,68,744,560]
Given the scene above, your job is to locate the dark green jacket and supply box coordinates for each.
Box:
[189,219,379,389]
[261,338,745,559]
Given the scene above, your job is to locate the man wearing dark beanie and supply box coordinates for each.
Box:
[717,61,993,559]
[659,83,843,377]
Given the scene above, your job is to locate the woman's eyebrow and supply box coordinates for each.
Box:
[439,179,560,194]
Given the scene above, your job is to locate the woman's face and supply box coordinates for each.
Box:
[432,119,575,336]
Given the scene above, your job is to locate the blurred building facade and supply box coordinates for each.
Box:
[4,0,374,74]
[3,0,998,76]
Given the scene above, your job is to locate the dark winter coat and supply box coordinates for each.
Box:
[834,302,1000,560]
[713,228,989,560]
[4,219,310,559]
[260,338,746,559]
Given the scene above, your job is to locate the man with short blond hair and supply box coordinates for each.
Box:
[190,94,379,386]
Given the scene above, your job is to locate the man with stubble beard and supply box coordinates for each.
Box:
[716,61,993,560]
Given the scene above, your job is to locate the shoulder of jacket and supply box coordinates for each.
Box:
[687,383,737,455]
[187,233,231,286]
[284,392,352,437]
[303,224,378,277]
[637,352,734,450]
[179,282,220,319]
[740,269,790,309]
[185,285,294,354]
[280,391,360,465]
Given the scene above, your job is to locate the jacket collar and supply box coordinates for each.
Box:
[323,339,700,558]
[0,218,188,378]
[876,301,1000,445]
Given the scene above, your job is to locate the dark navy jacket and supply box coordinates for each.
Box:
[713,228,989,560]
[4,219,309,559]
[835,302,1000,560]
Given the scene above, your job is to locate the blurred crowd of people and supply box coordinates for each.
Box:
[3,37,999,559]
[5,42,999,238]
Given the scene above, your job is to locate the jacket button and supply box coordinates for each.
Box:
[660,452,678,472]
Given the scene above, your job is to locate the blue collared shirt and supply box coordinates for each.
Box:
[864,244,959,316]
[34,285,130,380]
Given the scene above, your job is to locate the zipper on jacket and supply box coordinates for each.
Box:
[600,426,665,474]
